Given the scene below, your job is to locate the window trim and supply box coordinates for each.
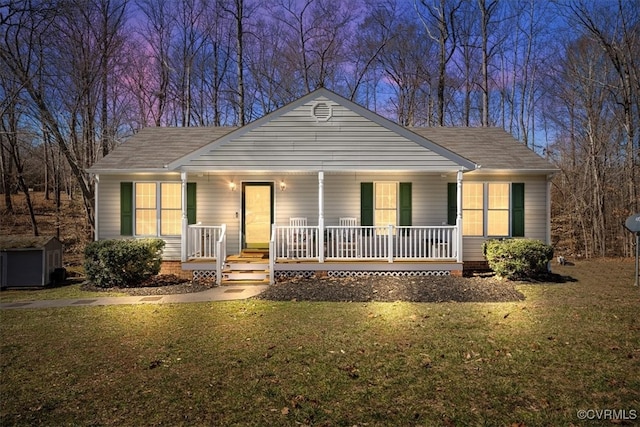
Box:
[133,181,183,237]
[462,182,484,237]
[374,181,398,228]
[461,182,517,238]
[486,182,510,237]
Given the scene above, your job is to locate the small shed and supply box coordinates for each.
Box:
[0,236,64,288]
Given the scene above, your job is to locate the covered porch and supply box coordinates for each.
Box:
[180,170,465,284]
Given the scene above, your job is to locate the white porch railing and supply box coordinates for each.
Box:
[187,224,225,259]
[273,225,320,259]
[272,225,458,261]
[394,226,457,259]
[186,223,227,283]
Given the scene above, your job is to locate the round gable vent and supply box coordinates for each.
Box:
[312,102,332,121]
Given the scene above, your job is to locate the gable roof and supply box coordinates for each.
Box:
[89,88,555,174]
[0,235,62,250]
[165,89,477,172]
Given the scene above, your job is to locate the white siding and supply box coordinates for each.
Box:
[97,172,551,262]
[180,97,462,172]
[97,174,182,259]
[461,174,550,261]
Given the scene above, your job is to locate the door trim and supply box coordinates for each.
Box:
[241,182,274,250]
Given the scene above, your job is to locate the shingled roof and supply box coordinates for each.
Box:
[90,125,553,173]
[409,127,555,171]
[0,235,61,250]
[89,127,237,172]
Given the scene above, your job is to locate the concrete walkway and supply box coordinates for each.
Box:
[0,285,269,310]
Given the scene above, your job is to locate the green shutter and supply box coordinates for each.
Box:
[360,182,374,226]
[187,182,197,225]
[120,182,133,236]
[399,182,412,226]
[447,183,457,225]
[511,183,525,237]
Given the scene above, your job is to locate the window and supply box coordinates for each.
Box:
[134,182,182,236]
[135,183,157,235]
[160,183,182,235]
[454,182,523,237]
[361,182,411,230]
[374,182,397,227]
[462,182,483,236]
[487,183,509,236]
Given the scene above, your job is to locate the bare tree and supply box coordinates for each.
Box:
[0,75,39,234]
[416,0,462,126]
[136,0,174,126]
[568,0,640,256]
[221,0,251,125]
[271,0,353,95]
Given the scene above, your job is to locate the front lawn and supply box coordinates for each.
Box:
[1,259,638,426]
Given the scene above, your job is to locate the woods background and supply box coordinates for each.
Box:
[1,0,638,258]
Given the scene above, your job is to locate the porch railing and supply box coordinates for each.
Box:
[272,224,457,261]
[273,225,320,259]
[187,224,226,260]
[394,226,457,259]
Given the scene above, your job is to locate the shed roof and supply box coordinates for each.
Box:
[0,235,62,250]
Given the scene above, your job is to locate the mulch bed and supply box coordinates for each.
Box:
[81,273,528,302]
[255,274,526,303]
[80,275,216,296]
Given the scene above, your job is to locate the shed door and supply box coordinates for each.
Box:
[242,183,274,250]
[7,251,44,287]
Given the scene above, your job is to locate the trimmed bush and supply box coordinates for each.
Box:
[482,238,554,280]
[84,239,165,288]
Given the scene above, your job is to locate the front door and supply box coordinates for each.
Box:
[242,182,274,249]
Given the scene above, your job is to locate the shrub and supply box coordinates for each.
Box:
[482,238,554,280]
[84,239,165,288]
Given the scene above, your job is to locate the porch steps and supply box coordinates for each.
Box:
[221,256,270,285]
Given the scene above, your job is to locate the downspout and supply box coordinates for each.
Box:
[547,174,553,272]
[94,174,99,241]
[456,170,463,263]
[318,171,325,262]
[181,171,188,262]
[546,174,553,245]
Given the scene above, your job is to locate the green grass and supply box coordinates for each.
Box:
[1,259,639,426]
[0,282,128,302]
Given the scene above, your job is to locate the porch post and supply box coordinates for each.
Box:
[181,171,188,262]
[318,171,325,262]
[456,170,463,263]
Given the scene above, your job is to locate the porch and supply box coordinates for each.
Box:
[182,223,462,284]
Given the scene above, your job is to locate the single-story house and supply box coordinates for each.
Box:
[88,88,557,284]
[0,235,64,288]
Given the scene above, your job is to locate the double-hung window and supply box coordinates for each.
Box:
[361,182,412,233]
[374,182,397,228]
[135,183,157,235]
[486,183,510,236]
[462,182,484,236]
[121,181,196,236]
[449,182,524,237]
[160,183,182,235]
[134,182,181,236]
